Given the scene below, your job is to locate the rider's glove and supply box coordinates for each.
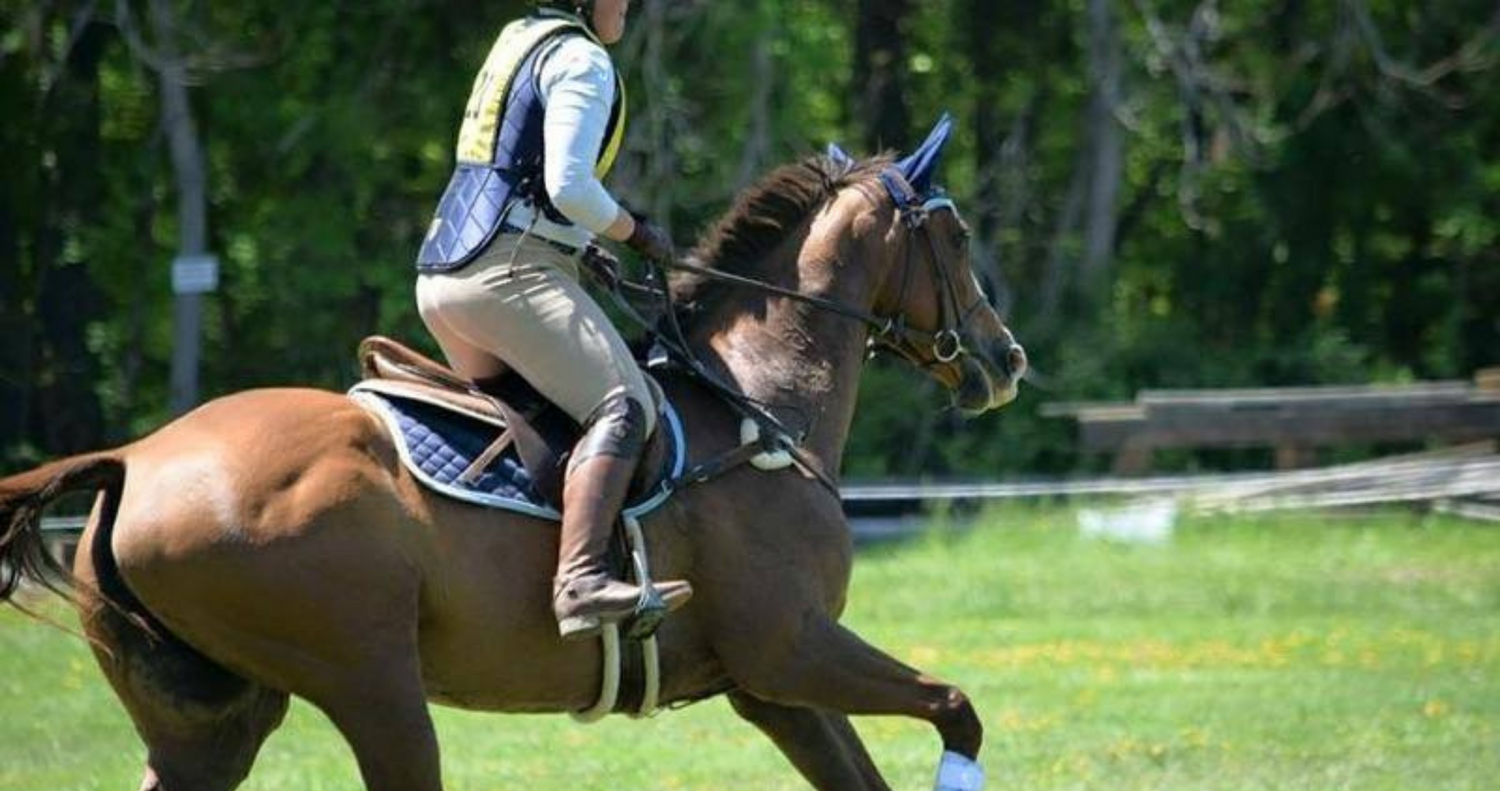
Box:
[581,245,622,290]
[626,213,676,266]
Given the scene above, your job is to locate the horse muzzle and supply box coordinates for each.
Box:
[953,339,1027,415]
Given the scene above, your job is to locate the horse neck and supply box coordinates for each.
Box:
[686,215,887,469]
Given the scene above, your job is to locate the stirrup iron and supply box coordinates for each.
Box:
[625,585,669,640]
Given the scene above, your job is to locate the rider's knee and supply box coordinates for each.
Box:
[570,388,652,471]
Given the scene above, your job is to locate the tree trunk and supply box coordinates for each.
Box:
[0,6,115,460]
[146,0,211,414]
[1079,0,1124,294]
[958,0,1046,316]
[640,0,675,232]
[1038,149,1088,327]
[0,123,25,458]
[737,9,777,189]
[854,0,912,151]
[34,13,112,454]
[1039,0,1123,327]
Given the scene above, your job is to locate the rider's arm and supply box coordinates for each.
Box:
[538,37,634,242]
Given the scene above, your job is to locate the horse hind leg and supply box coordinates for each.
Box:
[81,598,289,791]
[76,519,287,790]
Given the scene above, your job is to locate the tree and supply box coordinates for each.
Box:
[0,3,113,462]
[854,0,913,150]
[3,0,1498,476]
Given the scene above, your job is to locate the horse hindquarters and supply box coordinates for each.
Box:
[81,599,289,791]
[0,450,287,791]
[105,390,446,791]
[71,465,291,791]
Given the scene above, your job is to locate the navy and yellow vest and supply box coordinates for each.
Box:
[415,12,627,273]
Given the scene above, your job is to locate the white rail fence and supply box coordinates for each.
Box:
[33,443,1500,549]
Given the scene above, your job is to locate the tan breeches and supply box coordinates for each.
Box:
[415,234,655,435]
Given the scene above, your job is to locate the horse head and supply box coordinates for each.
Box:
[833,115,1028,414]
[678,119,1026,451]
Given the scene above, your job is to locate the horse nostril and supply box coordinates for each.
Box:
[1004,344,1028,379]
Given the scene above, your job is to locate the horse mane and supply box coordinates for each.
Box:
[672,153,893,317]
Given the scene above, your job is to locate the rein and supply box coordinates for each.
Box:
[583,169,982,497]
[654,256,900,338]
[601,191,982,369]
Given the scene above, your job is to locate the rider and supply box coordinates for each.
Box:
[413,0,689,640]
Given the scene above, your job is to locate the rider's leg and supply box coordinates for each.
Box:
[415,270,509,381]
[413,235,689,639]
[553,388,690,640]
[414,236,654,431]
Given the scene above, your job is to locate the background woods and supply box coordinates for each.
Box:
[2,0,1497,476]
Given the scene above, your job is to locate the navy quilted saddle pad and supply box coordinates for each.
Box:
[350,385,686,521]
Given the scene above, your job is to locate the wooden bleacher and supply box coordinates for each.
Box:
[1043,369,1500,474]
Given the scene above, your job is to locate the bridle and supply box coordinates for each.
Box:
[869,189,989,372]
[639,168,988,373]
[583,167,990,492]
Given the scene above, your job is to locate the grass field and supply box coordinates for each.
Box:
[2,505,1497,790]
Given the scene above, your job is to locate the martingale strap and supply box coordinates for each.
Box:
[657,419,839,498]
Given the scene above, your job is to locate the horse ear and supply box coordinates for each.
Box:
[898,113,955,194]
[826,142,855,168]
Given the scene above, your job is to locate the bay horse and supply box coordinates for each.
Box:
[0,122,1027,791]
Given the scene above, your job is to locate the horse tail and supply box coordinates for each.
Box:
[0,451,125,604]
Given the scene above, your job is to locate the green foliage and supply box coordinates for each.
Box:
[1,1,1496,474]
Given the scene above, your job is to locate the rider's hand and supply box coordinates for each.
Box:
[581,245,622,290]
[626,213,676,265]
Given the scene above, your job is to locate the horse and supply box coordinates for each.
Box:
[0,120,1027,791]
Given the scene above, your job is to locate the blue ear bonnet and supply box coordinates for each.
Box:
[828,113,955,208]
[897,113,954,195]
[826,142,855,168]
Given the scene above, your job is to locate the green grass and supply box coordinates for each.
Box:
[3,506,1498,790]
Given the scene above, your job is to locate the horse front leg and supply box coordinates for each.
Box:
[727,615,986,791]
[728,691,891,791]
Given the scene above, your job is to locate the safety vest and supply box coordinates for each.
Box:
[416,11,628,272]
